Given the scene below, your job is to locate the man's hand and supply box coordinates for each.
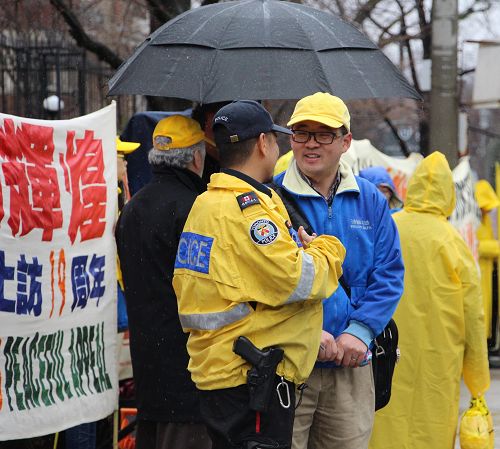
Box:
[298,225,317,248]
[336,333,368,368]
[317,330,344,363]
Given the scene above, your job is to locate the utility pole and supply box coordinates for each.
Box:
[429,0,459,168]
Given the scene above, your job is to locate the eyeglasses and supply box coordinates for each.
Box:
[291,129,343,145]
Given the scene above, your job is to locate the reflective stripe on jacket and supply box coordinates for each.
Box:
[173,172,345,390]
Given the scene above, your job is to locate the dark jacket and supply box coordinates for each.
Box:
[116,165,206,422]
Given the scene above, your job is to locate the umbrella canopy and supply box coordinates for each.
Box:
[108,0,421,102]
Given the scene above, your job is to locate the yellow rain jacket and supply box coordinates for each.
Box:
[173,172,345,390]
[274,150,293,175]
[370,152,490,449]
[475,179,500,338]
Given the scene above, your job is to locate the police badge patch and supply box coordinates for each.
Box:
[249,219,279,245]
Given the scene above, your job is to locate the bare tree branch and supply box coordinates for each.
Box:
[144,0,170,24]
[365,3,415,49]
[49,0,124,69]
[384,116,410,157]
[353,0,384,26]
[333,0,345,17]
[369,14,400,48]
[378,27,430,48]
[117,0,136,55]
[416,0,431,58]
[458,3,491,20]
[397,0,421,94]
[372,100,410,157]
[459,67,475,76]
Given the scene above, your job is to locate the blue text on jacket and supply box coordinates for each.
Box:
[175,232,213,274]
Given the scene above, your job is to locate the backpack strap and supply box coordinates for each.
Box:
[338,275,351,299]
[268,183,315,236]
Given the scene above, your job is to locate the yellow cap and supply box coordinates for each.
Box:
[287,92,350,132]
[152,115,215,151]
[475,179,500,211]
[116,137,140,154]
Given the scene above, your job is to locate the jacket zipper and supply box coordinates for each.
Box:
[326,198,334,235]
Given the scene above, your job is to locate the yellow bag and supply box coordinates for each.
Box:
[459,396,494,449]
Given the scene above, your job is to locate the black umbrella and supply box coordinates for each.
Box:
[108,0,421,102]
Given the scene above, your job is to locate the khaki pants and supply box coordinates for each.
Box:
[292,365,375,449]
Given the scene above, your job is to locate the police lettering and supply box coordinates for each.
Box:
[175,232,213,274]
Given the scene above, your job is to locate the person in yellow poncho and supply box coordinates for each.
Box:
[369,152,490,449]
[475,179,500,340]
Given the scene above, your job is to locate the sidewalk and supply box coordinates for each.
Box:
[456,367,500,448]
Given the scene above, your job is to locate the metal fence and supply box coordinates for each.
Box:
[0,33,140,126]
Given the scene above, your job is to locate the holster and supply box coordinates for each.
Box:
[233,336,284,412]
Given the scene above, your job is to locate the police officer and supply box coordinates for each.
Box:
[173,100,346,449]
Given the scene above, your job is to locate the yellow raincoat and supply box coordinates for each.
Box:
[274,150,293,175]
[370,152,490,449]
[173,172,345,390]
[475,179,500,338]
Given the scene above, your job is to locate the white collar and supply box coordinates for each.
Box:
[282,158,359,196]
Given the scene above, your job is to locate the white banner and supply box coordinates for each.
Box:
[449,156,481,260]
[342,139,423,200]
[0,104,118,439]
[343,142,479,257]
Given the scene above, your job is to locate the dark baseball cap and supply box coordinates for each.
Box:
[212,100,292,145]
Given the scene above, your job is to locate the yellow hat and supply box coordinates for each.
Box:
[287,92,350,132]
[152,115,215,151]
[116,137,140,154]
[475,179,500,211]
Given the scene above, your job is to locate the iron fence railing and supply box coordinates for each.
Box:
[0,33,140,125]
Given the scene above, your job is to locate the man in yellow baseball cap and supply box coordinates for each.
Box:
[116,114,211,449]
[152,114,214,151]
[274,92,404,449]
[287,91,351,132]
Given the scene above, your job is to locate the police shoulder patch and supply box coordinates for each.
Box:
[237,191,260,210]
[249,218,279,246]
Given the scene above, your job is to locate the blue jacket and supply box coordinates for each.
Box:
[274,159,404,350]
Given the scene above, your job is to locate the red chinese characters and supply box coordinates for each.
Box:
[63,130,107,244]
[0,119,108,243]
[0,119,62,241]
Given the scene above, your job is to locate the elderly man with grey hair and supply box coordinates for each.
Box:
[116,115,213,449]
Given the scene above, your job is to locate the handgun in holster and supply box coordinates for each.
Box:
[233,336,284,412]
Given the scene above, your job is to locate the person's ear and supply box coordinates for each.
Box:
[192,149,205,174]
[341,132,352,154]
[256,133,268,158]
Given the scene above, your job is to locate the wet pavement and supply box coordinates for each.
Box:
[456,367,500,448]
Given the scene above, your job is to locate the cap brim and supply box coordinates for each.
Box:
[117,141,140,154]
[287,114,345,130]
[271,124,292,135]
